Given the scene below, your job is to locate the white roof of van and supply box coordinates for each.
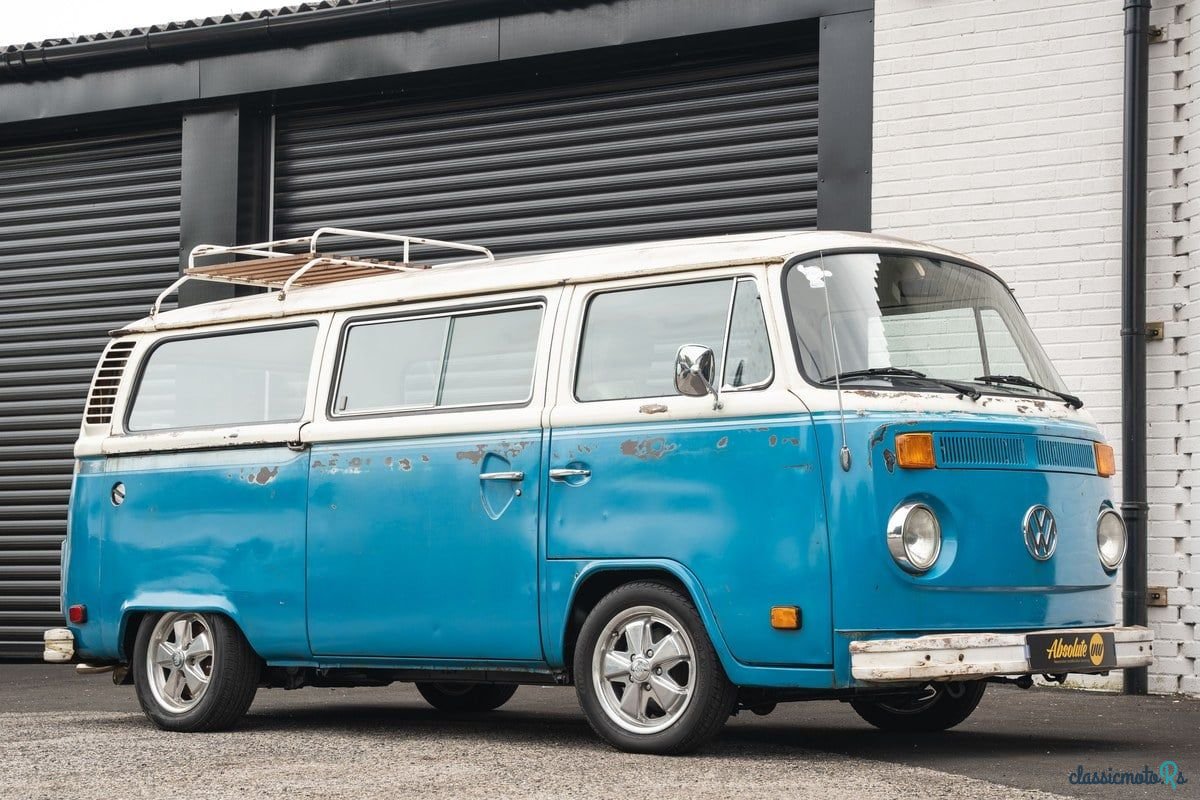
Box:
[120,230,977,334]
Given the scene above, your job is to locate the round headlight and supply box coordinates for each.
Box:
[887,503,942,573]
[1097,508,1126,571]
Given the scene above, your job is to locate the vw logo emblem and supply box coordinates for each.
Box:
[1023,505,1058,561]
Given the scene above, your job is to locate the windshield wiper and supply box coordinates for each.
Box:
[821,367,981,400]
[821,367,928,382]
[974,374,1083,408]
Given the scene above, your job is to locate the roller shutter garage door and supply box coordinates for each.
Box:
[0,126,181,657]
[274,27,818,258]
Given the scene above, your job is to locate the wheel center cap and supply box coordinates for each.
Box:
[630,656,651,682]
[171,651,183,668]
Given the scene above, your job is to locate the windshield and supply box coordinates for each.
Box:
[783,251,1068,395]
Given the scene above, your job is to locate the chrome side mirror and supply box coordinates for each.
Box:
[675,344,722,410]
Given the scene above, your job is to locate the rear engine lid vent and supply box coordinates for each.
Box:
[84,340,136,425]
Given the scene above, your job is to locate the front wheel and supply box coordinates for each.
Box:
[415,682,518,712]
[132,611,260,732]
[850,680,987,732]
[574,581,736,755]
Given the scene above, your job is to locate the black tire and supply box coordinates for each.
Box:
[573,580,736,755]
[415,682,518,712]
[132,611,260,732]
[850,680,987,732]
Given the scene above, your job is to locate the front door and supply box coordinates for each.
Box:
[304,296,554,660]
[546,273,833,667]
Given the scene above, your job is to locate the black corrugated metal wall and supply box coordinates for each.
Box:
[274,33,819,257]
[0,126,181,657]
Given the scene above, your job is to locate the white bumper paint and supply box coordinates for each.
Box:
[849,626,1154,683]
[43,628,74,663]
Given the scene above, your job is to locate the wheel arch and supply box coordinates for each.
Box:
[118,594,253,661]
[558,560,737,683]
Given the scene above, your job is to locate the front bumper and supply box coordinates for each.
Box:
[849,626,1153,683]
[43,627,74,663]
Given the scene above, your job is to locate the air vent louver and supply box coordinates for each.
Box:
[1034,438,1095,471]
[937,434,1026,468]
[84,340,136,425]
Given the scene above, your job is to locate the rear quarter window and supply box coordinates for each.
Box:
[126,325,318,432]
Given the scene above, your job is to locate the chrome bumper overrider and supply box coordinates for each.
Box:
[43,627,75,663]
[849,626,1154,683]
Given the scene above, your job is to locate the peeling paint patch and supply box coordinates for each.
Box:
[456,445,488,465]
[781,437,800,447]
[785,463,812,472]
[457,441,531,464]
[249,466,278,485]
[420,455,430,463]
[883,449,896,473]
[384,457,393,468]
[397,458,412,471]
[768,435,778,447]
[716,436,729,449]
[619,437,678,460]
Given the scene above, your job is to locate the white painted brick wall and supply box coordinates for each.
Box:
[873,0,1197,695]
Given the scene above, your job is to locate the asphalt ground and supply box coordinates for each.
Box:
[1,664,1196,799]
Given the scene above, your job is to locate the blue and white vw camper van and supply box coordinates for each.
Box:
[46,229,1152,754]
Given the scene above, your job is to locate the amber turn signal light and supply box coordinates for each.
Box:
[895,433,936,469]
[1095,442,1116,477]
[770,606,801,630]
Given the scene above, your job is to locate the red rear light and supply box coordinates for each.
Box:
[68,604,87,624]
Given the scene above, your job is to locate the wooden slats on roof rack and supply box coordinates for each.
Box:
[84,340,135,425]
[187,252,428,289]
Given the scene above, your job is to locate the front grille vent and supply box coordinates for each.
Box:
[937,434,1026,468]
[83,340,136,425]
[1034,438,1095,471]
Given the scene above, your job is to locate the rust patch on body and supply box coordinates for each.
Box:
[619,437,678,460]
[781,437,800,447]
[883,449,896,473]
[768,435,778,447]
[249,466,278,485]
[716,436,729,449]
[420,455,430,463]
[397,458,412,471]
[384,457,393,468]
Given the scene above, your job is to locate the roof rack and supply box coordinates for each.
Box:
[151,226,494,315]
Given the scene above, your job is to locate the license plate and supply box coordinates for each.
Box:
[1026,631,1116,671]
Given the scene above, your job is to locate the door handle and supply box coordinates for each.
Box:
[548,467,591,482]
[479,471,525,482]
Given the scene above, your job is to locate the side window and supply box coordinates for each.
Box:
[723,279,773,388]
[334,305,542,415]
[336,316,449,413]
[575,277,772,402]
[127,325,317,432]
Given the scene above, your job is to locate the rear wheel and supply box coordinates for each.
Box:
[850,680,986,732]
[415,682,518,712]
[132,611,259,732]
[574,581,736,755]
